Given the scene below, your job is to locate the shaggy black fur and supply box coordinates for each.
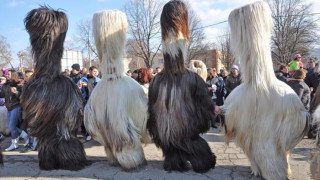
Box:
[148,70,216,173]
[0,147,2,166]
[38,136,88,170]
[147,0,216,173]
[21,7,88,170]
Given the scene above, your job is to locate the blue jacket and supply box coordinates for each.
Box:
[77,75,101,101]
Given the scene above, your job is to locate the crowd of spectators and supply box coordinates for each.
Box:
[1,54,319,152]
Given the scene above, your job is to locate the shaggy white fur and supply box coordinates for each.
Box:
[188,60,207,81]
[92,10,127,79]
[310,149,320,180]
[85,10,149,170]
[223,2,308,180]
[0,106,9,135]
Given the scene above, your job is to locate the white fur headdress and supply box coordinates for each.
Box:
[229,1,274,91]
[93,10,128,79]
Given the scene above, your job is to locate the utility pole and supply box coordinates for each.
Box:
[17,51,25,72]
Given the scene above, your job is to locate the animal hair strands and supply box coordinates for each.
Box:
[147,0,216,173]
[21,6,88,170]
[84,10,149,170]
[223,2,309,180]
[188,60,208,81]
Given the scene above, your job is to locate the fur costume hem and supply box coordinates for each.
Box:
[37,137,89,171]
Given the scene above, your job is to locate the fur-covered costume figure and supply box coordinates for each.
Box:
[20,7,88,170]
[0,103,4,165]
[0,105,9,136]
[147,0,216,173]
[310,148,320,180]
[84,10,149,170]
[310,97,320,179]
[222,2,308,180]
[0,104,9,164]
[188,60,207,81]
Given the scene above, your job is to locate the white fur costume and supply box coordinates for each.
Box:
[0,106,9,135]
[84,10,149,170]
[188,60,207,81]
[223,2,308,180]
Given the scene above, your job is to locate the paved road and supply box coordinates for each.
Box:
[0,128,316,180]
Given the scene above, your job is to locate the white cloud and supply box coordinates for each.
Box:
[188,0,320,45]
[187,0,259,43]
[7,27,24,34]
[8,0,24,7]
[306,0,320,13]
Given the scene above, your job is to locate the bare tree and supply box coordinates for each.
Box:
[267,0,319,64]
[217,31,234,71]
[17,46,33,70]
[75,19,98,66]
[124,0,162,68]
[185,0,214,63]
[0,35,13,68]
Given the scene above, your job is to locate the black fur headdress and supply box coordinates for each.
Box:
[24,6,67,78]
[21,7,88,170]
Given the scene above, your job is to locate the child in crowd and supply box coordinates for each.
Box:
[288,54,303,76]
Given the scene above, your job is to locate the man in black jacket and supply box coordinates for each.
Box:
[70,63,83,84]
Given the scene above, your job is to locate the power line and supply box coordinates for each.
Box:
[193,20,228,30]
[274,12,320,17]
[192,12,320,31]
[127,12,320,39]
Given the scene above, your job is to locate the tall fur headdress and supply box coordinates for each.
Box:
[229,1,274,91]
[92,10,127,79]
[161,0,189,74]
[24,6,68,78]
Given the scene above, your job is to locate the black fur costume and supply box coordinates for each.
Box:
[20,7,88,170]
[147,0,216,173]
[0,149,2,165]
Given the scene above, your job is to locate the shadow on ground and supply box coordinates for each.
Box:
[0,153,262,180]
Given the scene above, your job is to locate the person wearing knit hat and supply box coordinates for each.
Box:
[71,63,80,71]
[226,64,241,94]
[287,69,310,111]
[288,54,303,76]
[231,65,239,71]
[1,68,8,78]
[70,63,83,83]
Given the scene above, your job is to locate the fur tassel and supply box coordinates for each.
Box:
[0,106,9,135]
[147,1,216,173]
[21,7,88,170]
[224,2,308,180]
[85,10,149,170]
[188,60,207,82]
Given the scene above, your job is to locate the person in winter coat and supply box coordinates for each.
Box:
[0,70,28,151]
[287,69,310,111]
[225,65,241,95]
[275,64,290,83]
